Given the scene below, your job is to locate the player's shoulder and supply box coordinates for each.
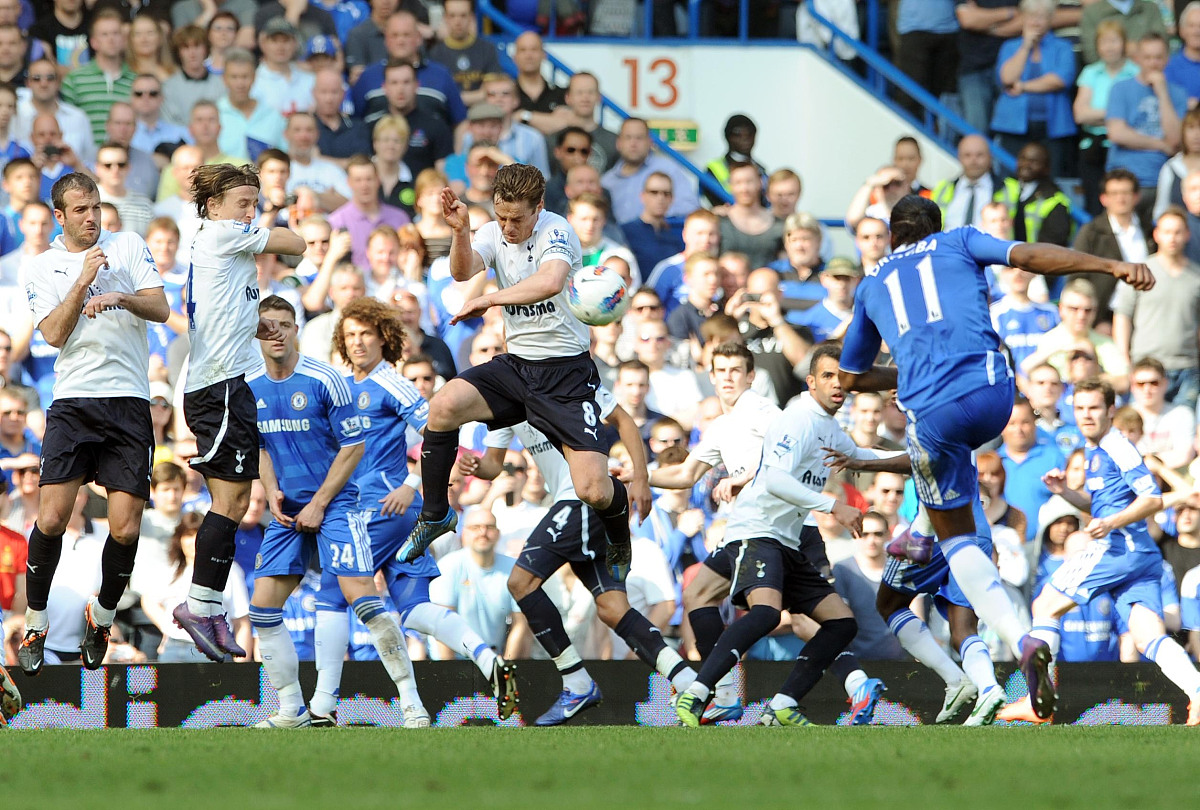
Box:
[245,361,268,384]
[535,211,578,249]
[297,355,352,396]
[735,390,782,420]
[368,362,422,403]
[1181,564,1200,596]
[1098,429,1145,469]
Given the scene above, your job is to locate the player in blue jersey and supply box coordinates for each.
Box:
[838,195,1155,721]
[990,266,1060,374]
[825,447,1007,725]
[302,296,520,726]
[246,296,425,729]
[1013,379,1200,725]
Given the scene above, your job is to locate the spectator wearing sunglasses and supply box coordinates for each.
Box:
[622,172,684,277]
[544,126,597,217]
[94,142,153,236]
[129,74,189,158]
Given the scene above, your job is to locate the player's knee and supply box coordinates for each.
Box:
[573,476,609,509]
[747,604,782,634]
[507,568,538,601]
[595,594,630,628]
[822,616,858,650]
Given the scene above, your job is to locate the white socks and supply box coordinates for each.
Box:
[253,612,302,717]
[889,608,965,686]
[941,537,1028,658]
[403,602,498,676]
[959,635,999,691]
[88,596,116,628]
[25,608,47,632]
[187,585,222,617]
[843,669,868,699]
[1146,635,1200,698]
[1030,619,1062,656]
[363,611,423,706]
[655,646,696,692]
[311,608,350,718]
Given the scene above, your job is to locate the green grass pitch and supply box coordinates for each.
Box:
[1,726,1196,809]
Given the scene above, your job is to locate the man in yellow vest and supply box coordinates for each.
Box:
[704,113,767,206]
[1013,142,1073,247]
[930,134,1020,229]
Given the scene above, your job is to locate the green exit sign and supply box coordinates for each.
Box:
[649,120,698,151]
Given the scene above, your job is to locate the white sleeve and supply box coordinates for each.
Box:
[691,418,725,468]
[119,233,165,292]
[484,426,515,450]
[212,219,271,257]
[760,411,810,474]
[472,222,499,269]
[23,257,59,325]
[536,222,580,267]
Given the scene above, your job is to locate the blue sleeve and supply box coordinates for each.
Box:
[1047,37,1077,85]
[323,381,365,447]
[390,388,429,432]
[1105,80,1132,121]
[1161,562,1180,610]
[960,226,1018,268]
[839,287,883,373]
[1172,85,1189,117]
[995,38,1019,82]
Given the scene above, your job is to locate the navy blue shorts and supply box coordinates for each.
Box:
[516,499,624,597]
[728,534,836,616]
[457,351,610,452]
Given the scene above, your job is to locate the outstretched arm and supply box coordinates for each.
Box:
[1009,243,1155,290]
[839,365,898,393]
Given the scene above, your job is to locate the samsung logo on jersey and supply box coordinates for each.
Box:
[258,417,312,433]
[504,301,557,317]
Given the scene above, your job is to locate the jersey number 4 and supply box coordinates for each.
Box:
[882,255,943,336]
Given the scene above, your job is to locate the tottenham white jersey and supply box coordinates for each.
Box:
[691,390,781,484]
[485,386,617,502]
[724,393,878,550]
[472,210,588,361]
[24,229,163,400]
[184,219,271,393]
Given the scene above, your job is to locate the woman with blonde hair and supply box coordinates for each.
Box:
[413,168,454,261]
[1074,18,1139,214]
[373,115,415,214]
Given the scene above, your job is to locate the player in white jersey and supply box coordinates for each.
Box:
[17,173,169,676]
[399,165,650,586]
[456,394,695,725]
[654,342,888,724]
[172,163,306,662]
[675,343,900,727]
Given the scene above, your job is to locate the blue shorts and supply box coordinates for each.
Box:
[315,505,441,612]
[905,380,1014,511]
[882,533,994,616]
[255,504,374,580]
[1048,545,1164,627]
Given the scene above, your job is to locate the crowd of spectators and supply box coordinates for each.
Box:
[1,0,1200,675]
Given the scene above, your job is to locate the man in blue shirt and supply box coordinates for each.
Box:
[1164,4,1200,110]
[999,397,1065,541]
[1105,32,1188,201]
[621,172,684,275]
[303,296,520,725]
[1028,378,1200,725]
[839,194,1154,721]
[247,295,426,729]
[788,257,859,342]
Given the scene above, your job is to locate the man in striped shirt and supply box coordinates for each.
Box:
[59,9,135,144]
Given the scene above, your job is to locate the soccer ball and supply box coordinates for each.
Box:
[565,265,630,326]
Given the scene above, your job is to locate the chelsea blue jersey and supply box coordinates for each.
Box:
[990,298,1060,372]
[1085,429,1161,554]
[248,356,364,513]
[841,227,1017,416]
[349,362,429,507]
